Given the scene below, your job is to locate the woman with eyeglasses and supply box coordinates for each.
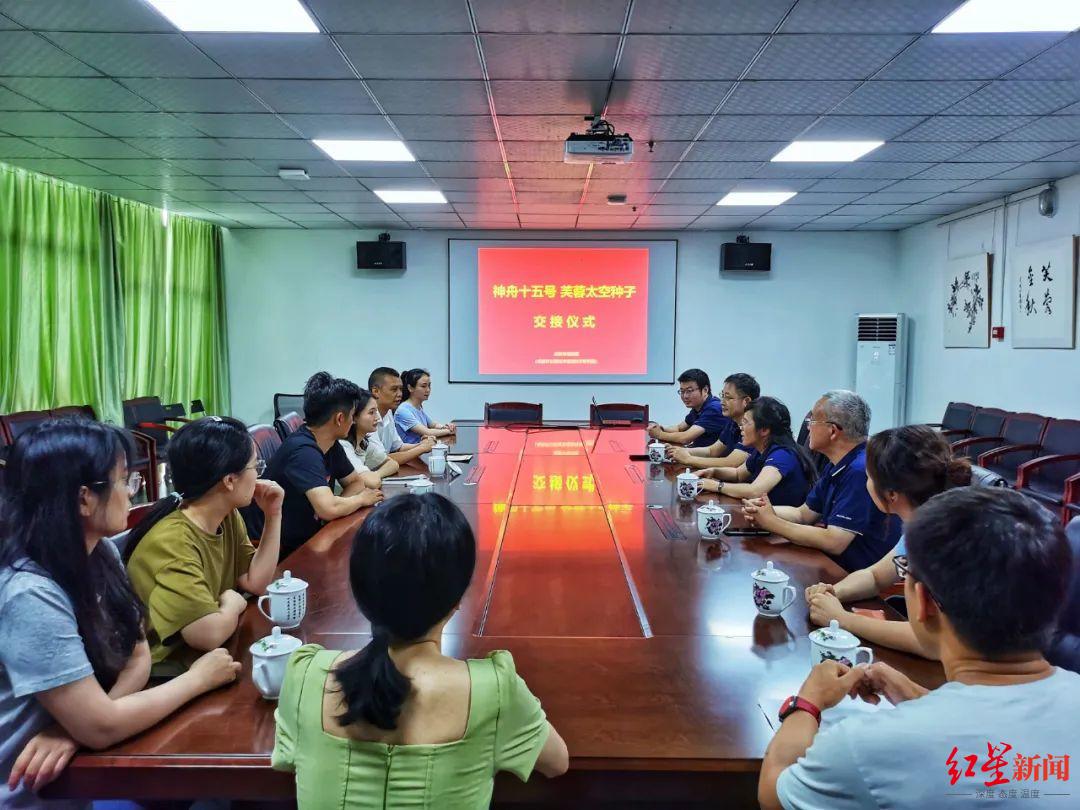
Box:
[804,424,971,659]
[0,418,240,803]
[126,416,285,676]
[694,396,817,507]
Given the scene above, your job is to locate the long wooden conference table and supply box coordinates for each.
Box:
[49,423,944,807]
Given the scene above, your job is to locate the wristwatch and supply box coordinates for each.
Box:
[778,695,821,725]
[716,480,724,494]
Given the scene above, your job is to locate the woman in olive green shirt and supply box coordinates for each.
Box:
[272,493,568,808]
[126,417,284,674]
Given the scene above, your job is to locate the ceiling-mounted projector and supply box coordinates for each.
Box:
[564,117,633,164]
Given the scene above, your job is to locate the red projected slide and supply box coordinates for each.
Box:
[477,247,649,375]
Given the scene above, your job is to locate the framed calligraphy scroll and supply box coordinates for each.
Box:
[1010,236,1078,349]
[944,253,992,348]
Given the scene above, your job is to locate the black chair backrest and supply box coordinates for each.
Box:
[250,424,283,465]
[590,402,649,426]
[274,393,305,420]
[162,402,186,420]
[49,405,96,420]
[941,401,977,432]
[274,411,304,440]
[967,407,1008,440]
[123,396,170,449]
[1042,419,1080,457]
[190,399,206,415]
[1003,412,1048,446]
[796,410,830,476]
[970,464,1009,488]
[1,410,52,443]
[485,402,542,425]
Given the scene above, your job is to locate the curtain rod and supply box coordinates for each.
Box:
[935,182,1051,228]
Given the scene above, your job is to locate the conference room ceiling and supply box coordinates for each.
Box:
[0,0,1077,232]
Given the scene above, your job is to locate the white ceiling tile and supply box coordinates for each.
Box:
[291,176,377,191]
[3,77,156,111]
[0,85,45,110]
[608,81,735,115]
[616,36,766,81]
[2,156,106,174]
[0,31,102,76]
[260,202,329,214]
[274,113,394,140]
[0,136,57,158]
[83,158,188,174]
[121,137,234,160]
[864,141,973,162]
[858,191,937,204]
[304,0,472,33]
[897,115,1036,142]
[799,115,925,140]
[45,33,227,78]
[831,81,983,115]
[473,0,628,33]
[321,162,425,178]
[887,179,969,192]
[0,111,102,136]
[172,113,298,138]
[78,176,153,191]
[749,35,910,80]
[191,34,353,79]
[952,178,1036,193]
[995,117,1080,141]
[243,79,379,114]
[630,1,792,34]
[484,34,618,80]
[701,114,817,140]
[170,159,266,176]
[337,35,482,80]
[946,81,1080,116]
[1006,34,1080,81]
[829,162,932,179]
[510,161,588,179]
[913,162,1021,180]
[779,0,961,34]
[307,191,382,204]
[439,177,515,191]
[751,163,839,179]
[218,139,325,160]
[876,34,1063,81]
[831,203,909,216]
[410,141,505,161]
[809,178,895,192]
[994,161,1080,180]
[961,141,1075,162]
[0,0,176,32]
[424,161,508,178]
[393,115,496,140]
[27,136,148,158]
[120,78,266,113]
[778,191,863,204]
[66,112,205,137]
[368,80,490,114]
[124,175,221,191]
[492,80,608,115]
[670,161,764,179]
[723,81,860,114]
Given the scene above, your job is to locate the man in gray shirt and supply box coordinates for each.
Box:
[759,487,1079,810]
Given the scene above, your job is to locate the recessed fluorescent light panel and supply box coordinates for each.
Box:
[145,0,319,32]
[933,0,1080,33]
[312,140,416,161]
[771,141,884,162]
[374,190,448,204]
[717,191,797,206]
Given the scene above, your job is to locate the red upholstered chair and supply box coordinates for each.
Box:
[926,401,977,439]
[589,402,649,427]
[274,393,304,420]
[946,407,1007,452]
[953,411,1045,464]
[250,424,283,466]
[274,411,304,440]
[1063,473,1080,526]
[484,402,543,425]
[1014,419,1080,522]
[122,396,192,454]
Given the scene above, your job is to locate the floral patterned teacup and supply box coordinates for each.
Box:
[809,620,874,668]
[751,561,796,617]
[677,468,701,501]
[697,499,732,540]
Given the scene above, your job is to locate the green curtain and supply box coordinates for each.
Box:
[0,161,230,422]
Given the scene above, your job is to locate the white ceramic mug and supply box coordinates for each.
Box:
[751,561,797,617]
[408,477,435,494]
[427,453,447,476]
[676,469,701,501]
[250,627,301,700]
[257,570,308,629]
[648,440,666,464]
[809,620,874,668]
[697,500,732,539]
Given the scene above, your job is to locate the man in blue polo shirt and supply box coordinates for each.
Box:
[743,389,898,571]
[669,372,759,470]
[647,368,733,448]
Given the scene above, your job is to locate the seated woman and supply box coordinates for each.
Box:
[694,396,816,507]
[804,424,970,659]
[395,368,456,445]
[273,493,568,807]
[341,387,400,483]
[0,418,240,803]
[125,416,285,676]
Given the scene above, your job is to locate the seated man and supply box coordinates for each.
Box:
[758,487,1079,810]
[368,366,435,466]
[669,372,759,470]
[1046,516,1080,673]
[647,368,732,449]
[743,390,898,571]
[266,371,383,559]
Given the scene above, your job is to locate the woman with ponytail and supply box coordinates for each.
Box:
[394,368,455,445]
[805,424,971,660]
[341,387,400,484]
[273,494,568,807]
[1,419,240,804]
[696,396,817,507]
[126,416,285,675]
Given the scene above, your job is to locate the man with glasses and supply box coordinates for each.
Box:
[758,487,1080,810]
[669,372,760,470]
[265,372,383,560]
[647,368,730,448]
[743,390,898,571]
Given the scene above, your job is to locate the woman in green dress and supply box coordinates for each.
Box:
[273,493,568,808]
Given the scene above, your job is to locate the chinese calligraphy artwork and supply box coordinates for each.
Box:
[944,254,991,348]
[1010,236,1078,349]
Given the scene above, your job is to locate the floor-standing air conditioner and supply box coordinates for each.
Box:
[855,313,908,431]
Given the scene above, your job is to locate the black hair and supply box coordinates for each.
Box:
[334,493,476,730]
[401,368,431,400]
[677,368,711,397]
[0,418,145,691]
[866,425,971,508]
[724,372,760,402]
[905,487,1070,659]
[746,397,818,486]
[123,416,254,563]
[368,366,401,393]
[346,388,376,450]
[303,371,362,427]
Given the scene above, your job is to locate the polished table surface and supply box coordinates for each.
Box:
[50,423,944,804]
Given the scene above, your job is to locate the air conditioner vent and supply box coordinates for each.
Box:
[858,315,898,342]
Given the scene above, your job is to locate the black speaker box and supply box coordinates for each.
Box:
[356,240,406,270]
[721,241,771,272]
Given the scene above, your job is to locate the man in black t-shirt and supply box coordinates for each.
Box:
[264,372,383,559]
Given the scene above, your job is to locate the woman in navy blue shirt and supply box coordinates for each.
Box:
[696,397,816,507]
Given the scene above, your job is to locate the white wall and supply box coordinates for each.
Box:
[223,228,900,425]
[897,172,1080,423]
